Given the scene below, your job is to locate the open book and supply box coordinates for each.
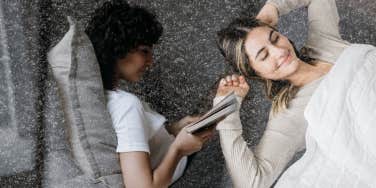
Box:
[186,92,238,134]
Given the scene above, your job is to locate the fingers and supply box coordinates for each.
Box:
[191,116,201,122]
[219,78,227,87]
[177,116,202,129]
[232,74,239,86]
[201,136,211,143]
[217,74,246,97]
[222,74,240,86]
[225,75,232,85]
[195,128,215,139]
[184,129,215,152]
[239,75,245,83]
[215,117,226,124]
[184,115,201,122]
[201,129,215,143]
[239,75,250,90]
[186,132,208,145]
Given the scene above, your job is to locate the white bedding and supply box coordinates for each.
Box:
[276,44,376,188]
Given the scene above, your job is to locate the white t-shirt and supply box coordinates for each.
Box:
[106,89,187,184]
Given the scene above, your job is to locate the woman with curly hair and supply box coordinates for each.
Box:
[215,0,376,187]
[86,1,213,187]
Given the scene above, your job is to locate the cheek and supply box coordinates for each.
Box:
[251,60,278,78]
[118,63,133,79]
[134,60,147,71]
[118,61,142,79]
[282,37,297,57]
[135,54,150,69]
[128,56,147,72]
[274,59,299,79]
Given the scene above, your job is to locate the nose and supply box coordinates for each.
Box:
[270,45,288,60]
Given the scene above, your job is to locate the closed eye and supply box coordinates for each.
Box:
[141,48,151,54]
[262,51,269,61]
[272,34,279,44]
[138,46,152,55]
[256,30,280,61]
[261,31,279,61]
[141,49,150,54]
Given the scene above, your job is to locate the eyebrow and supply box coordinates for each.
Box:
[255,30,274,60]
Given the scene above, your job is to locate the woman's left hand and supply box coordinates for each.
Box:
[256,3,279,27]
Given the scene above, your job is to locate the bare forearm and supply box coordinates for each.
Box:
[151,145,183,188]
[120,147,183,188]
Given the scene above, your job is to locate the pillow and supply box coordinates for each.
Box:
[47,16,122,187]
[0,7,35,177]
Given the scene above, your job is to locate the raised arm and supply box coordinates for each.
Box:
[256,0,311,26]
[260,0,340,40]
[215,75,306,188]
[265,0,311,16]
[303,0,349,63]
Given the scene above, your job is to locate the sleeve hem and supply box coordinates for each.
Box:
[116,144,150,153]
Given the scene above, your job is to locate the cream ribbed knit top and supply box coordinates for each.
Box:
[214,0,349,187]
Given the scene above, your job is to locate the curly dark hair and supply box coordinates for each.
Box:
[86,0,163,90]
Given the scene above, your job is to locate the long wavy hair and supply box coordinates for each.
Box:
[217,17,314,114]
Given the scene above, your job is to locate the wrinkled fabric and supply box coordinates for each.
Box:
[276,44,376,188]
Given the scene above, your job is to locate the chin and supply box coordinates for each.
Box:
[283,59,300,77]
[132,77,142,82]
[126,76,141,82]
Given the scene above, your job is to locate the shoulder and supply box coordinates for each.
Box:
[107,89,142,109]
[268,96,309,129]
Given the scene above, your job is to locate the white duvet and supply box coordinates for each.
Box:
[276,44,376,188]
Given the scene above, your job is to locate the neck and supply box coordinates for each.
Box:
[286,60,327,87]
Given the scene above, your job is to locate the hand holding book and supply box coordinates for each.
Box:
[185,91,238,134]
[167,116,201,136]
[185,74,250,134]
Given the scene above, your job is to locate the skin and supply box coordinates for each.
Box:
[115,45,214,187]
[217,3,332,97]
[116,45,153,82]
[243,26,331,87]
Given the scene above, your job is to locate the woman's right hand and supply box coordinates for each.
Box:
[216,74,250,98]
[171,127,214,156]
[256,3,279,27]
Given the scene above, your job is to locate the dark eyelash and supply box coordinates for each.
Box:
[272,35,280,43]
[138,47,151,54]
[261,34,279,61]
[262,52,269,61]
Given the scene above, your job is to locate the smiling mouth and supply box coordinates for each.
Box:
[277,51,293,68]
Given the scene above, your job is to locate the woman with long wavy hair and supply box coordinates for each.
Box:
[214,0,376,187]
